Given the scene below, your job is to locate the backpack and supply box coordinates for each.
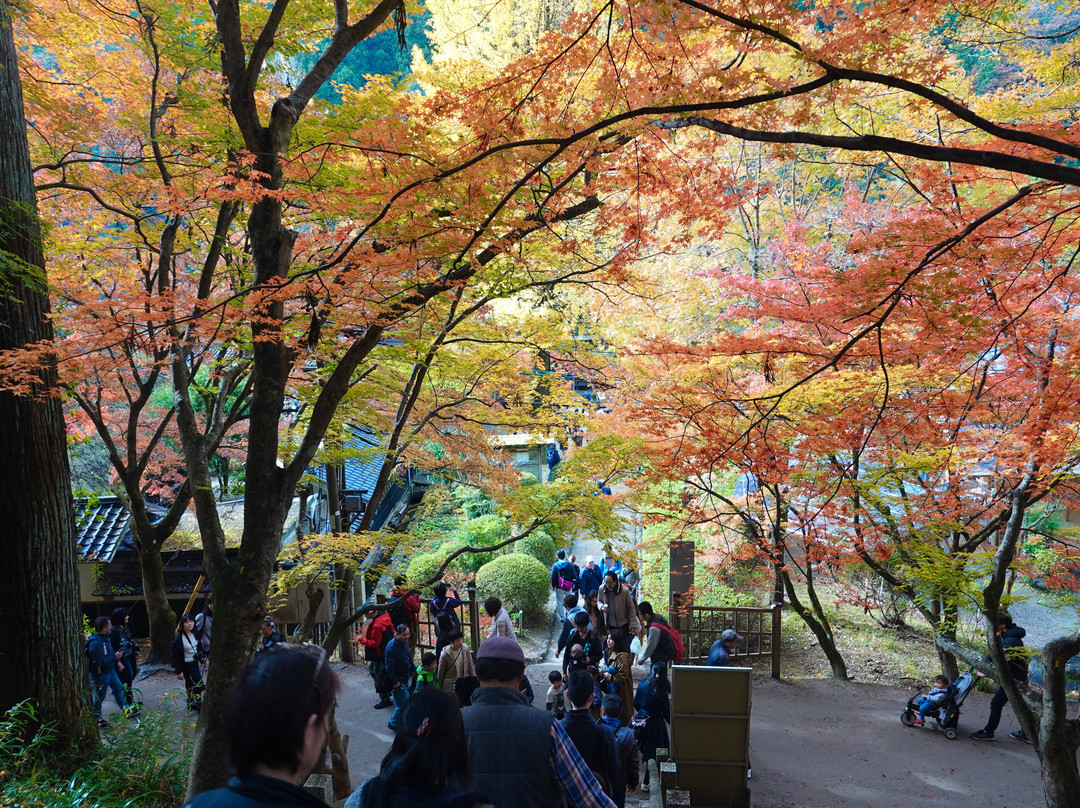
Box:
[388,599,410,630]
[84,634,104,674]
[654,620,686,662]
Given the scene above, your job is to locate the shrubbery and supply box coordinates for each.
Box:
[515,529,556,567]
[476,553,550,617]
[0,700,191,807]
[407,549,452,593]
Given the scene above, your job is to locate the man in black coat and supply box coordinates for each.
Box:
[971,613,1031,742]
[561,670,618,798]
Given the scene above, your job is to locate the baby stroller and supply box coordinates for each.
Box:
[900,672,975,740]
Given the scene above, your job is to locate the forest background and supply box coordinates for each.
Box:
[3,0,1080,806]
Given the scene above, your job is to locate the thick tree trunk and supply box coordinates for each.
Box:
[135,533,177,664]
[0,2,95,747]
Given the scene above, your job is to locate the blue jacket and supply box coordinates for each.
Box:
[579,565,603,596]
[707,641,732,667]
[384,636,413,687]
[550,559,578,590]
[86,633,117,676]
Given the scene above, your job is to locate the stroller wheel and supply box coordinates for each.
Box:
[944,728,957,740]
[900,711,916,727]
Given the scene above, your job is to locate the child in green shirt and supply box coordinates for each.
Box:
[414,652,438,693]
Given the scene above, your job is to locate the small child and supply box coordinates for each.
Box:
[546,670,566,719]
[566,643,589,675]
[414,652,438,693]
[915,674,950,725]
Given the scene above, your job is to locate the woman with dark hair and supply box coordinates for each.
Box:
[585,591,605,642]
[346,688,490,808]
[430,582,464,660]
[109,607,141,713]
[183,645,340,808]
[437,629,475,698]
[633,664,670,793]
[171,614,204,712]
[484,596,515,640]
[603,629,634,726]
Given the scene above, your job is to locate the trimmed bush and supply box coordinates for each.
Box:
[476,552,550,618]
[516,529,556,567]
[407,550,452,593]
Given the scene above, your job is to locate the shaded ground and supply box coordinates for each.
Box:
[747,676,1042,808]
[127,657,1044,808]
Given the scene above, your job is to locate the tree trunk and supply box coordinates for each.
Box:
[327,711,352,800]
[135,532,177,664]
[1039,742,1080,808]
[782,566,848,679]
[0,1,94,748]
[935,599,960,681]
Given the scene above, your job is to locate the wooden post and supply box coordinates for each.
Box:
[179,574,205,628]
[669,540,694,616]
[770,601,782,680]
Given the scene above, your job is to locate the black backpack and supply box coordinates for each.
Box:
[84,634,104,674]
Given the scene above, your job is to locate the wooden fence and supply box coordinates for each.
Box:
[672,600,782,679]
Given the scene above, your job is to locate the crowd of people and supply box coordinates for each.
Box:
[88,551,758,807]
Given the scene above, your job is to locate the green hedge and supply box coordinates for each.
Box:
[515,529,556,567]
[476,552,550,617]
[407,550,452,593]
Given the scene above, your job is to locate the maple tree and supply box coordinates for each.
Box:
[7,0,1080,801]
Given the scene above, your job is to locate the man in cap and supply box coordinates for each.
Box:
[463,636,616,808]
[707,628,743,667]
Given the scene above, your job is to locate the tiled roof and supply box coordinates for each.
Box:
[75,496,132,562]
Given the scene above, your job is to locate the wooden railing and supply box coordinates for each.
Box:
[672,599,782,679]
[412,587,482,655]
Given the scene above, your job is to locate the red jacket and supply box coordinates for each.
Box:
[360,612,394,659]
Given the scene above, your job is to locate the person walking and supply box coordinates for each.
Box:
[437,629,476,698]
[579,558,603,601]
[971,613,1032,742]
[109,607,142,713]
[546,444,561,482]
[360,609,396,710]
[348,688,491,808]
[556,594,587,658]
[461,636,615,808]
[707,629,742,667]
[602,630,635,726]
[598,695,639,808]
[550,550,578,620]
[87,616,127,727]
[385,623,414,732]
[635,602,675,670]
[563,611,603,680]
[257,615,286,652]
[171,614,204,712]
[633,665,670,794]
[560,670,619,798]
[597,572,640,639]
[194,595,213,660]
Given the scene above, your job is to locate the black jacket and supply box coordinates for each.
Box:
[560,710,618,796]
[1001,624,1029,682]
[183,775,328,808]
[110,624,139,660]
[172,631,201,672]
